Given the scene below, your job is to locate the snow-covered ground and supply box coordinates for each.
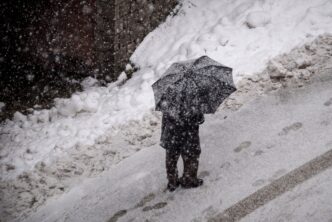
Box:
[21,62,332,222]
[241,167,332,222]
[2,32,332,222]
[1,0,332,179]
[1,0,332,221]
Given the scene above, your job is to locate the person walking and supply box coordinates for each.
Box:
[152,56,236,192]
[160,109,205,192]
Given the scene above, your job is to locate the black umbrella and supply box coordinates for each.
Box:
[152,56,236,117]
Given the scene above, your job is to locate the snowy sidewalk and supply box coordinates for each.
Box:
[210,148,332,222]
[239,154,332,222]
[23,73,332,222]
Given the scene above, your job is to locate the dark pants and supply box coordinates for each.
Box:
[166,149,200,184]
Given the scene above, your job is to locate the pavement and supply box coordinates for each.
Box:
[22,71,332,222]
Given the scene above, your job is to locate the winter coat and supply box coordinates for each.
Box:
[160,111,204,155]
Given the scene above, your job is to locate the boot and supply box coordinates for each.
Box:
[180,177,203,188]
[180,154,203,188]
[167,178,180,192]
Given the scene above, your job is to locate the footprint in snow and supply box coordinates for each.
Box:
[254,150,264,156]
[142,202,167,212]
[220,162,231,170]
[324,98,332,106]
[135,193,156,208]
[278,122,303,136]
[234,141,252,153]
[266,144,275,149]
[107,209,127,222]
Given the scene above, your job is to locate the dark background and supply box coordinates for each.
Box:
[0,0,97,121]
[0,0,179,122]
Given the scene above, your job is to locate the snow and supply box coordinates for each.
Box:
[2,32,332,222]
[2,0,332,180]
[0,67,159,181]
[55,91,100,117]
[21,70,332,222]
[125,64,133,71]
[80,77,99,90]
[117,71,128,82]
[1,0,332,219]
[241,167,332,222]
[26,74,35,81]
[132,0,332,82]
[245,11,271,29]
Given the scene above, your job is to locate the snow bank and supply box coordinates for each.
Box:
[1,1,332,218]
[266,34,332,86]
[55,91,100,117]
[0,69,155,180]
[132,0,332,82]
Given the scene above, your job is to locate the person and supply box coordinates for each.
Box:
[160,109,205,192]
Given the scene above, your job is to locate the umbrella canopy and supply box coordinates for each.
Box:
[152,56,236,116]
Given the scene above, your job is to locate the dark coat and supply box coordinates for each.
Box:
[160,112,204,155]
